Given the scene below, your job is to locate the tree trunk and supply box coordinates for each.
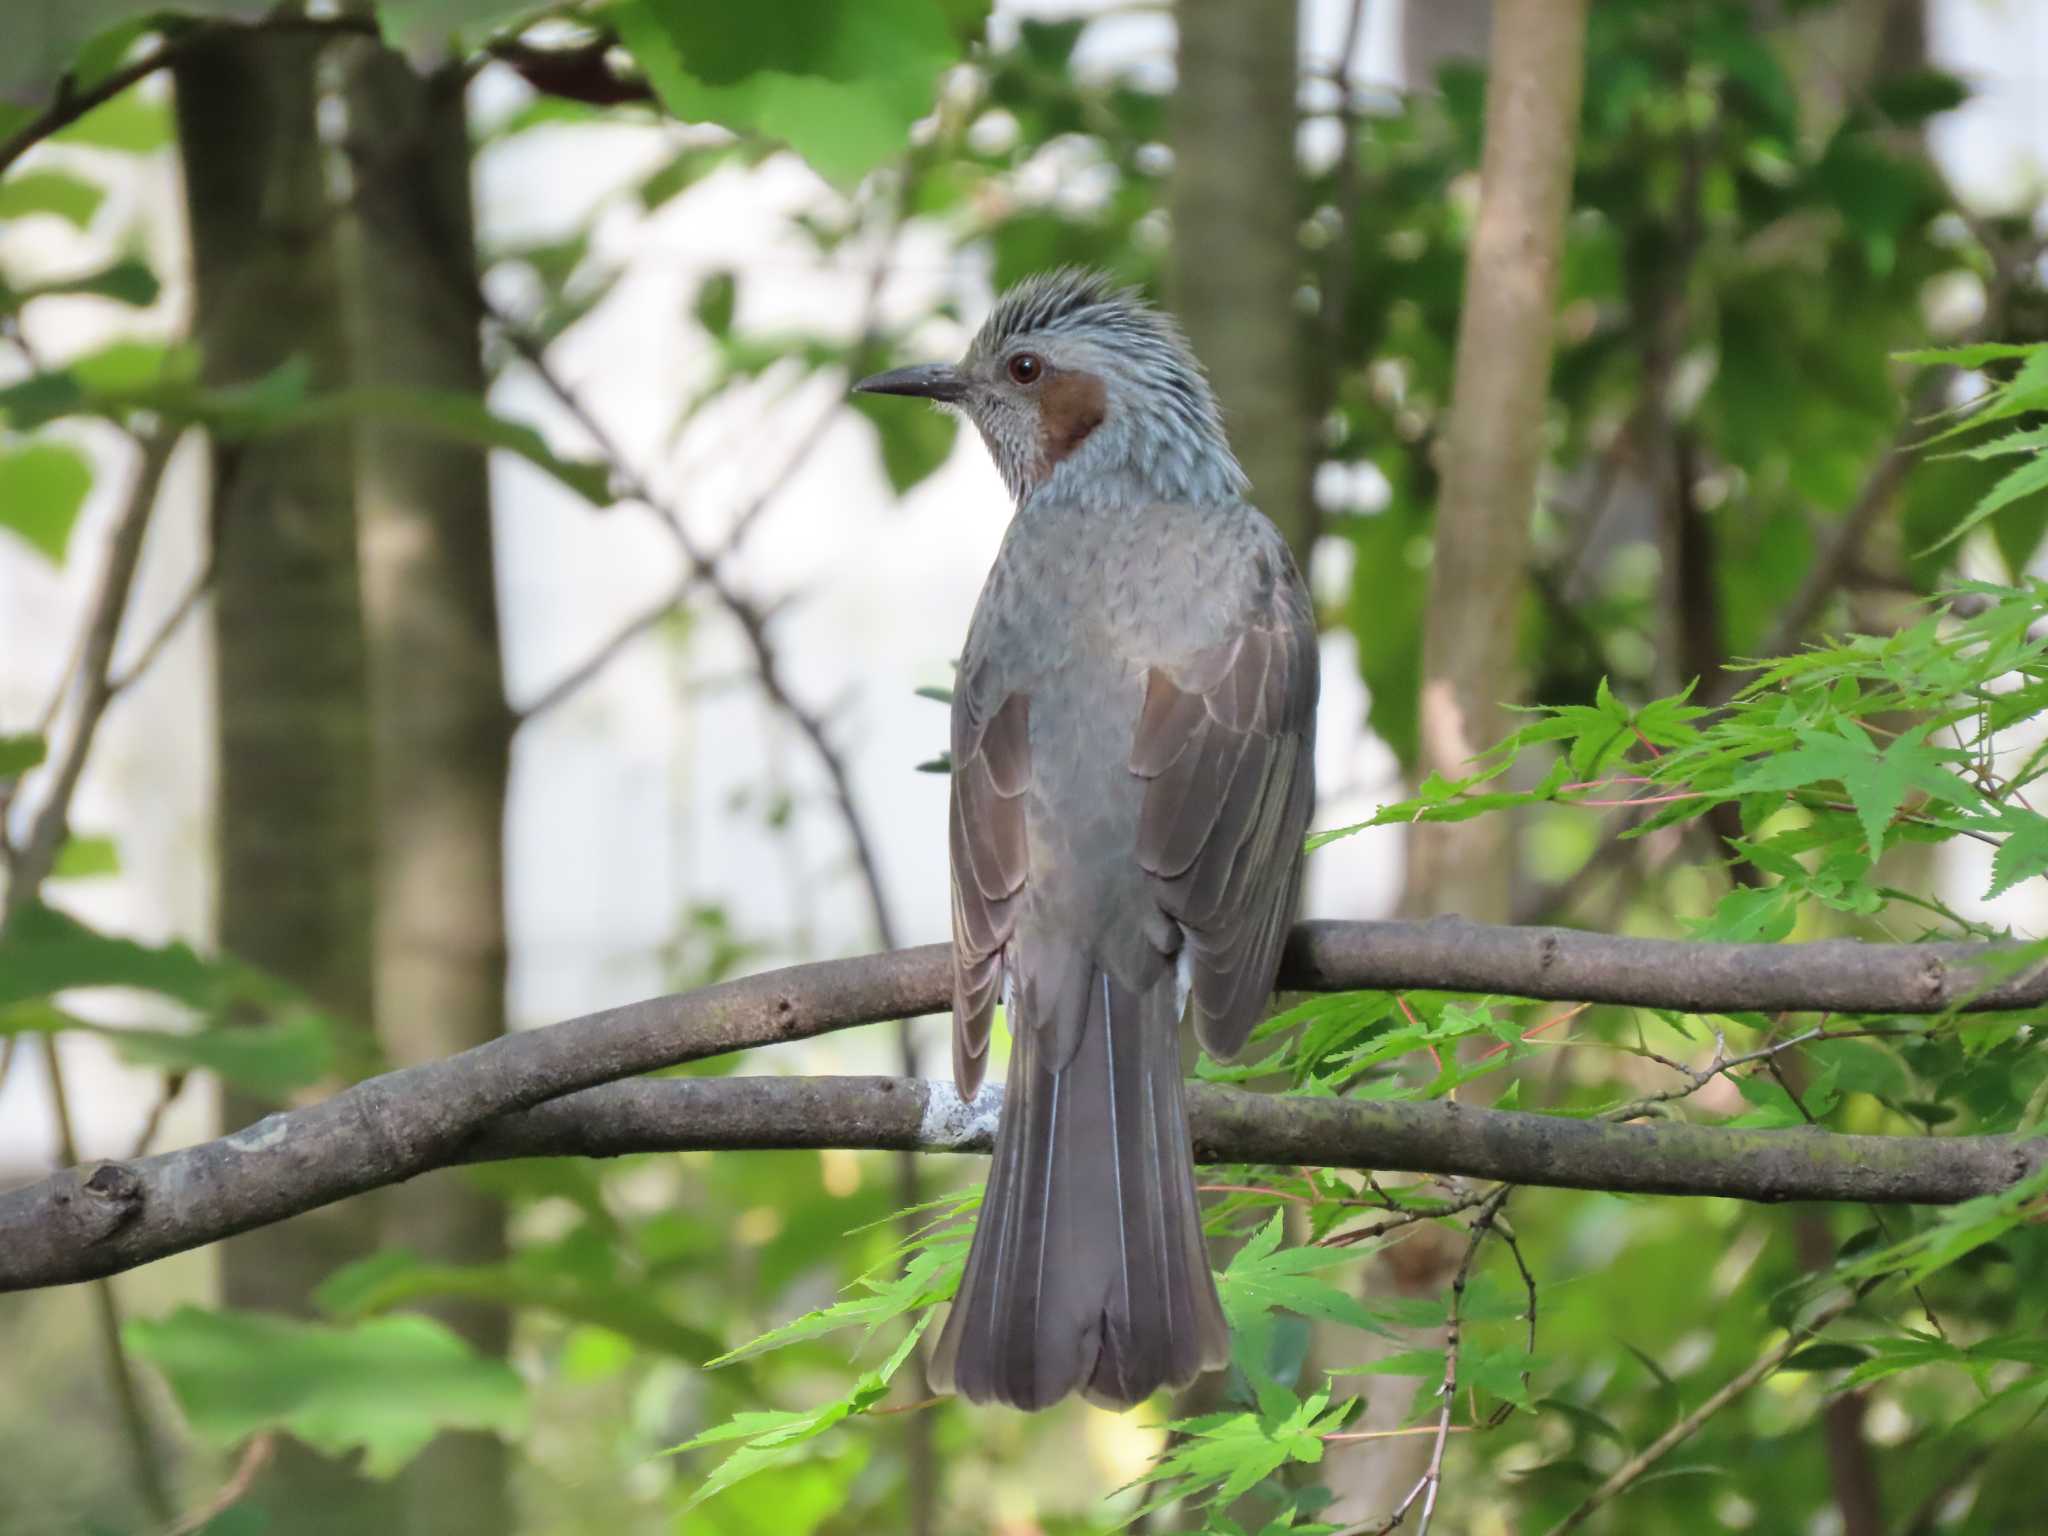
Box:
[175,32,397,1531]
[1326,3,1589,1521]
[1404,0,1589,923]
[1170,0,1314,565]
[341,45,514,1536]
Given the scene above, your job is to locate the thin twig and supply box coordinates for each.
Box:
[0,430,179,1519]
[108,554,216,698]
[163,1434,276,1536]
[3,429,180,907]
[492,304,902,948]
[1607,1025,1833,1123]
[0,16,378,180]
[517,577,688,720]
[1541,1289,1860,1535]
[43,1036,175,1521]
[1318,1183,1498,1249]
[1342,1187,1518,1536]
[127,1073,188,1162]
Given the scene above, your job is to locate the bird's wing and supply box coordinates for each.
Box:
[1130,541,1318,1059]
[949,678,1030,1100]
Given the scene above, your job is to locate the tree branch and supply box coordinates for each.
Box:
[6,1070,2042,1294]
[3,429,180,901]
[2,920,2044,1292]
[0,17,379,181]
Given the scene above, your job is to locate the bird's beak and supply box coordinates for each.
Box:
[853,362,968,403]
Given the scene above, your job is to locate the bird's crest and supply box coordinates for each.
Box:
[978,267,1202,366]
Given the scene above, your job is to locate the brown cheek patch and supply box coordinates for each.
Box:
[1037,370,1107,470]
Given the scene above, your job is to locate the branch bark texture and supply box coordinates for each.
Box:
[3,920,2044,1292]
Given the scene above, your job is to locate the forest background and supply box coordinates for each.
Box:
[4,1,2048,1534]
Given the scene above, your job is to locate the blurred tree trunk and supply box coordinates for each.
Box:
[341,45,513,1536]
[176,32,398,1532]
[1404,0,1587,923]
[1145,15,1314,1528]
[1170,0,1314,565]
[1324,3,1590,1522]
[1399,0,1491,83]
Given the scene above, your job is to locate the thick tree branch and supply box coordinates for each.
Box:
[7,1071,2042,1294]
[2,920,2045,1291]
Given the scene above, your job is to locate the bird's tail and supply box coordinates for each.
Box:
[932,962,1230,1410]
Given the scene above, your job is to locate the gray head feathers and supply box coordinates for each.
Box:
[967,268,1248,507]
[855,268,1249,507]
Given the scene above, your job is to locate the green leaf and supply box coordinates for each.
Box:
[0,439,93,563]
[14,256,163,308]
[54,85,176,154]
[1218,1214,1395,1336]
[1778,1343,1872,1373]
[1893,342,2040,368]
[316,1246,721,1362]
[1987,813,2048,899]
[126,1307,526,1479]
[106,1008,335,1097]
[1732,721,1977,858]
[1917,448,2048,557]
[607,0,976,187]
[0,169,105,229]
[0,902,219,1009]
[674,1312,931,1509]
[694,270,737,337]
[0,734,46,779]
[50,835,119,880]
[850,391,959,495]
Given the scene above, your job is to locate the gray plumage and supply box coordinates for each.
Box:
[857,269,1318,1410]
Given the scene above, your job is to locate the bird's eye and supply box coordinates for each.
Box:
[1006,352,1043,385]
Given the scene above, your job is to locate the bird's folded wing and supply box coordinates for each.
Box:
[1130,574,1318,1059]
[949,687,1030,1098]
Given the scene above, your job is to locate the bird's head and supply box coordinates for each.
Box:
[855,268,1247,507]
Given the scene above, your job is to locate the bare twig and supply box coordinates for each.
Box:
[517,576,688,721]
[108,554,216,698]
[0,17,378,180]
[0,430,180,1517]
[492,295,902,949]
[127,1073,189,1162]
[164,1434,276,1536]
[1341,1187,1521,1536]
[1540,1289,1861,1535]
[3,430,180,903]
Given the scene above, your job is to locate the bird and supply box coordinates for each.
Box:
[855,269,1318,1411]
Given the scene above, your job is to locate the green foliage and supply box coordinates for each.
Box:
[849,390,960,495]
[0,169,106,229]
[0,733,46,779]
[7,4,2048,1533]
[1908,342,2048,565]
[124,1307,527,1478]
[0,904,341,1093]
[608,0,986,187]
[0,439,93,563]
[1316,574,2048,933]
